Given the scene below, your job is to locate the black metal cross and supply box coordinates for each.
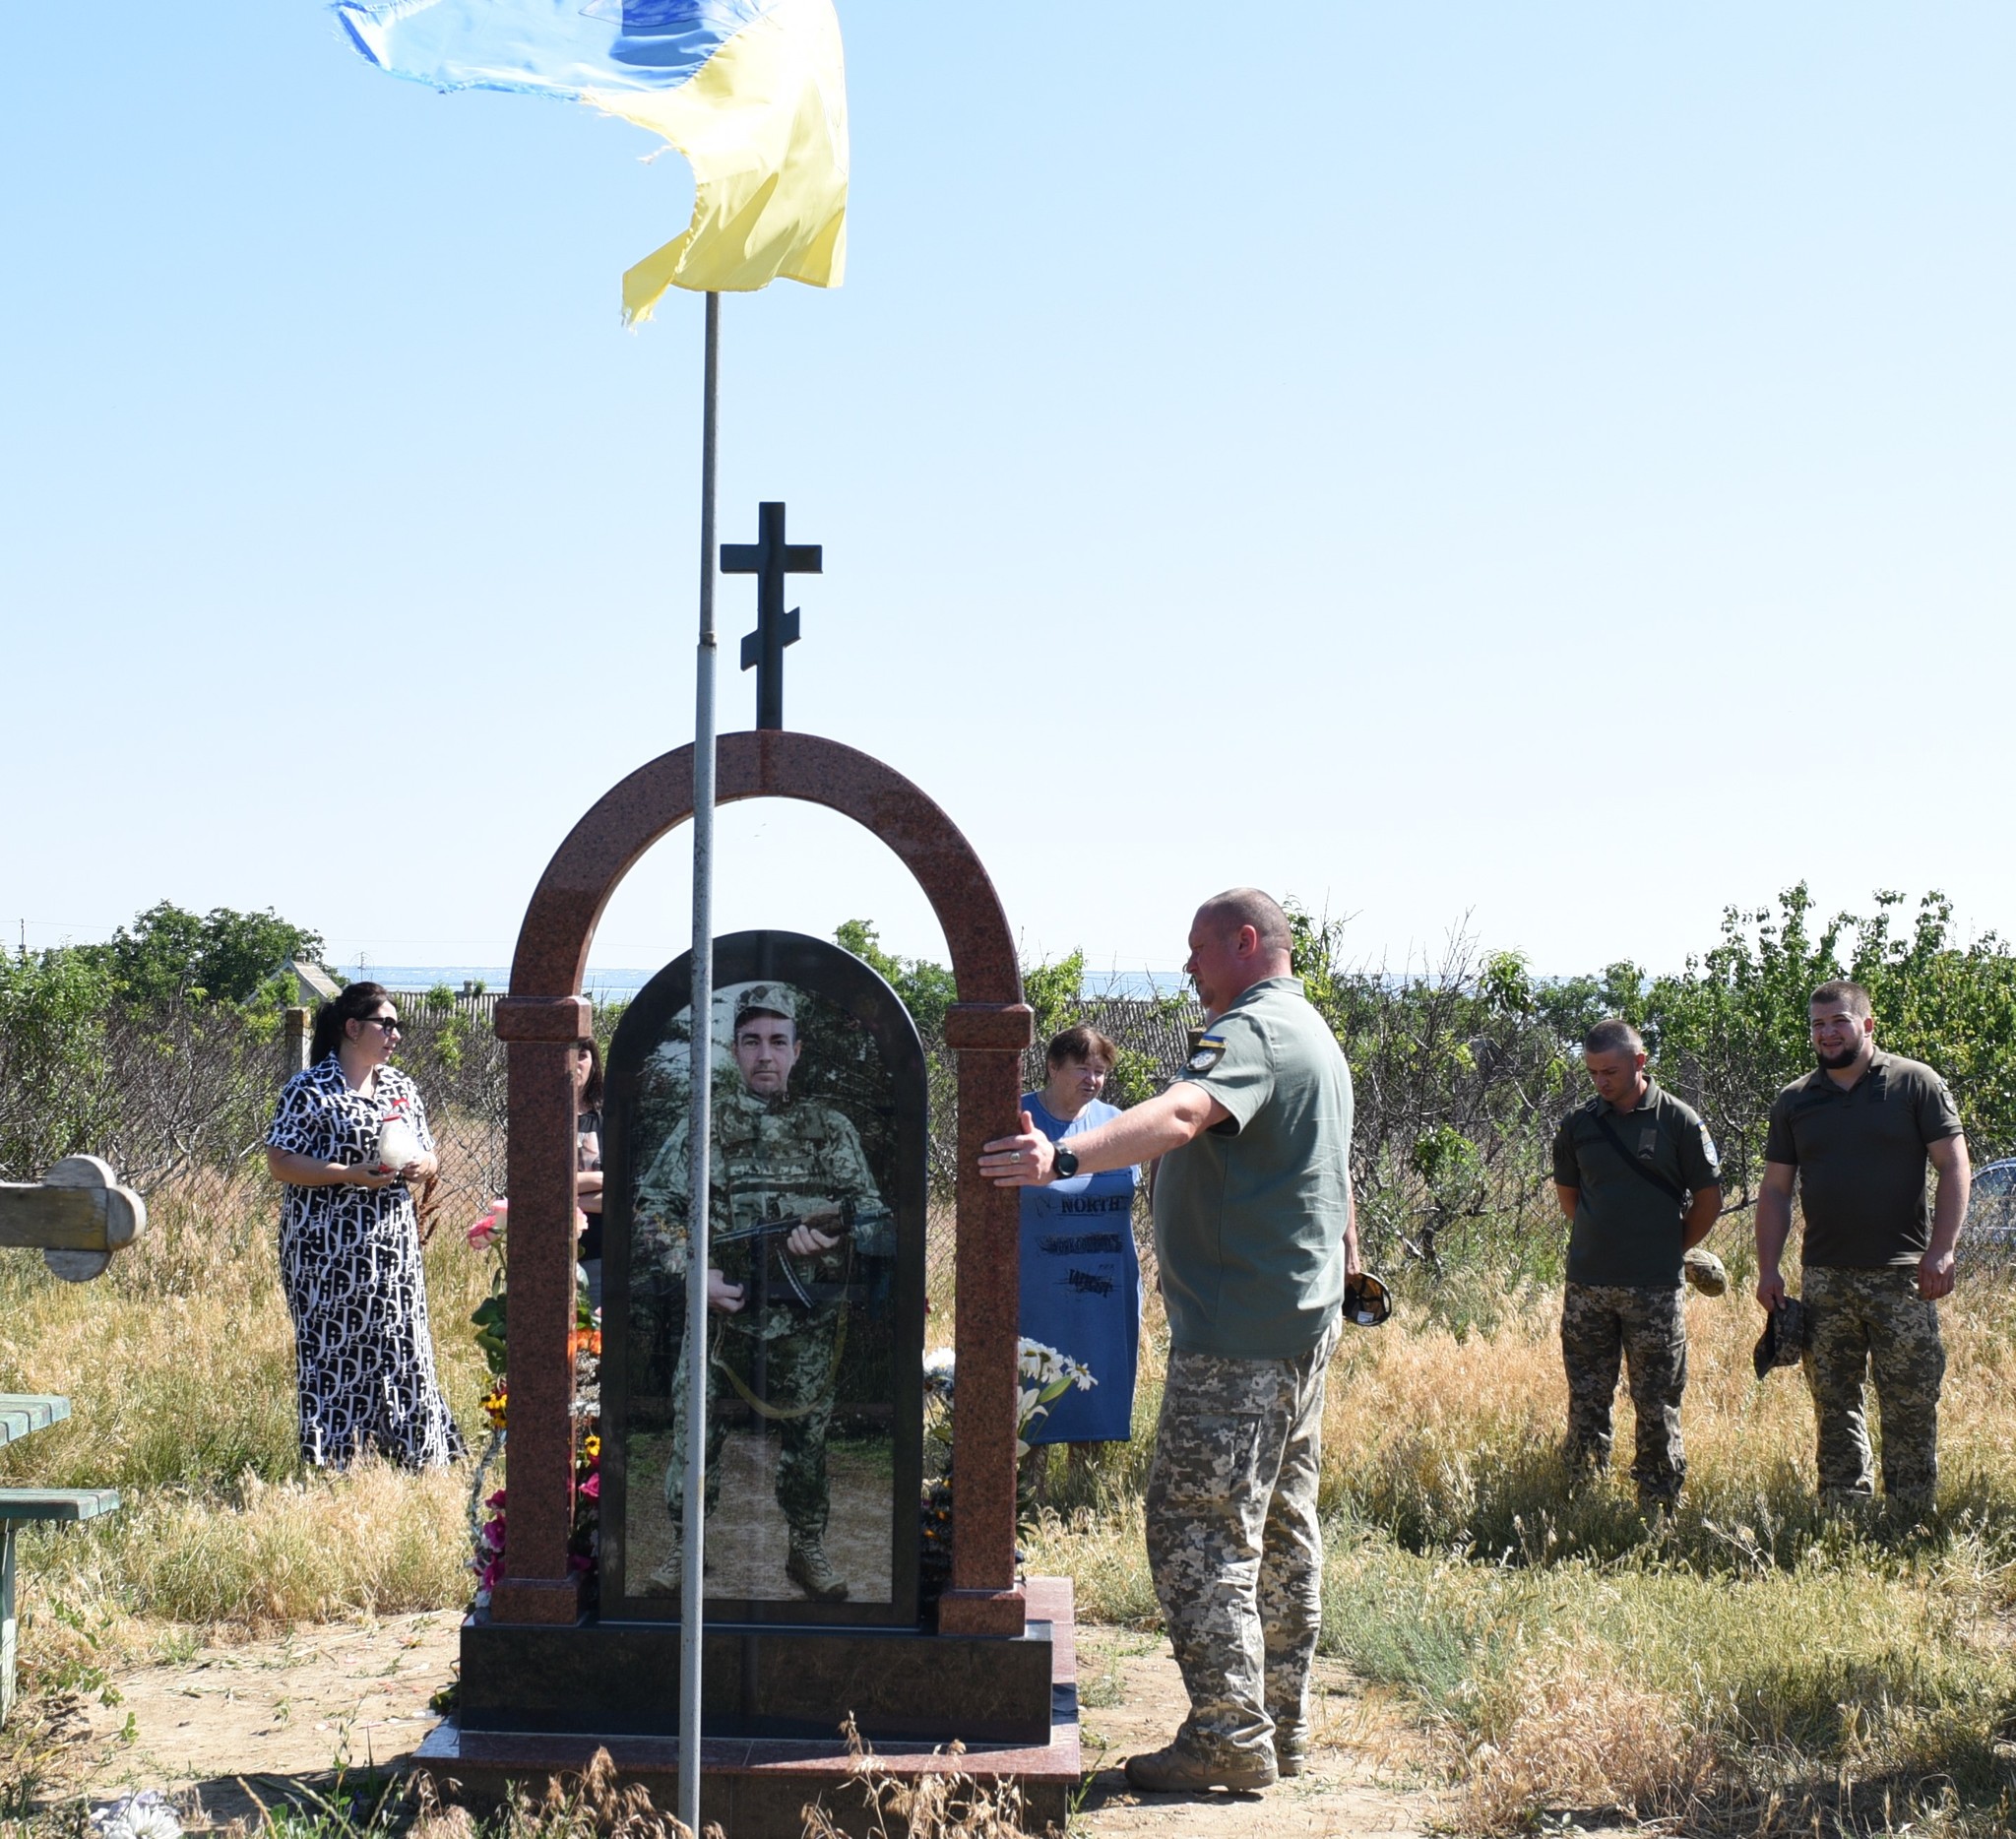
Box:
[721,501,822,731]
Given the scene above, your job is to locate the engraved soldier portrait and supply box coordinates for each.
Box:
[632,982,894,1602]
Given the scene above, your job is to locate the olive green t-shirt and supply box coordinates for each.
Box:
[1152,977,1354,1359]
[1551,1082,1721,1288]
[1763,1050,1962,1268]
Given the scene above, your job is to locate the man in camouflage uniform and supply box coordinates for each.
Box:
[1757,980,1970,1515]
[635,983,892,1600]
[1551,1019,1723,1509]
[982,889,1358,1795]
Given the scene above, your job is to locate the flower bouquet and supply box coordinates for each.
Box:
[917,1338,1096,1608]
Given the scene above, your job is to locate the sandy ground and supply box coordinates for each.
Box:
[624,1429,895,1604]
[60,1613,463,1826]
[43,1616,1455,1836]
[1069,1629,1437,1837]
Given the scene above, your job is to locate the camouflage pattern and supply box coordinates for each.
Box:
[636,1087,889,1542]
[1802,1264,1945,1509]
[1682,1247,1729,1296]
[1143,1317,1341,1768]
[663,1306,842,1530]
[1560,1282,1688,1502]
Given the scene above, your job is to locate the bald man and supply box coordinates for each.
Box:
[982,888,1359,1794]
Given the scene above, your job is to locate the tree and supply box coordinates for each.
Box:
[1638,883,2016,1199]
[833,920,958,1037]
[1284,903,1573,1271]
[1021,950,1088,1049]
[94,901,326,1007]
[0,947,118,1178]
[1843,890,2016,1158]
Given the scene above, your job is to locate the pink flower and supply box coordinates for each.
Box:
[468,1199,508,1247]
[485,1490,508,1511]
[579,1472,600,1501]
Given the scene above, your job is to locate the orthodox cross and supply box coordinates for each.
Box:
[721,501,822,731]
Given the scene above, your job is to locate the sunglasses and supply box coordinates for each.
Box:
[365,1017,402,1034]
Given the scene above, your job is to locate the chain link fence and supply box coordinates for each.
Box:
[0,985,1211,1316]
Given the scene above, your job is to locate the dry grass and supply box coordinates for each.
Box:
[1459,1633,1716,1831]
[800,1717,1041,1838]
[0,1163,495,1685]
[7,1161,2016,1833]
[1319,1261,2016,1552]
[1031,1262,2016,1833]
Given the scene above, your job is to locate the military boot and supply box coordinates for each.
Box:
[1123,1742,1276,1794]
[787,1535,850,1601]
[1272,1721,1308,1778]
[649,1548,712,1590]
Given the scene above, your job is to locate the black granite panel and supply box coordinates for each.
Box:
[600,929,928,1630]
[459,1616,1054,1745]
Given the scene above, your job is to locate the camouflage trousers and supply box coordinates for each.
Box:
[1802,1265,1944,1510]
[1560,1283,1687,1501]
[663,1311,841,1541]
[1143,1317,1342,1767]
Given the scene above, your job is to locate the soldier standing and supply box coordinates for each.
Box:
[1551,1019,1722,1508]
[1756,980,1970,1514]
[635,983,892,1600]
[982,888,1359,1795]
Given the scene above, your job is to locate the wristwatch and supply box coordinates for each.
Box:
[1050,1145,1080,1180]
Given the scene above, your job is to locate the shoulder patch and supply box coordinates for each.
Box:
[1188,1034,1228,1073]
[1700,1123,1720,1165]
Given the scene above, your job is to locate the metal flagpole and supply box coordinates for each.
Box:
[678,288,722,1837]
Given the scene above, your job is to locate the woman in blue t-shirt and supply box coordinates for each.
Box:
[1019,1025,1142,1482]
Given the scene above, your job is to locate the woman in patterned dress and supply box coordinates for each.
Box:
[264,983,466,1469]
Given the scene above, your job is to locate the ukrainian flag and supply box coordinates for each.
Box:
[334,0,848,319]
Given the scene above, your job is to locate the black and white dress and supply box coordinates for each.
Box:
[266,1055,466,1470]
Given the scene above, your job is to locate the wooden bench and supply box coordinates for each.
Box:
[0,1160,143,1722]
[0,1478,122,1721]
[0,1398,68,1445]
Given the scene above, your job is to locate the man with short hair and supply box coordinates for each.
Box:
[637,983,892,1599]
[1757,981,1969,1513]
[982,887,1358,1794]
[1551,1018,1722,1508]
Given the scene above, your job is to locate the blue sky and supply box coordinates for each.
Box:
[5,5,2013,984]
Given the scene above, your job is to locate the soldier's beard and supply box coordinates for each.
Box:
[1815,1045,1861,1071]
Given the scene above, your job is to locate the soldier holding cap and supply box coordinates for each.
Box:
[1551,1019,1723,1509]
[1756,980,1970,1514]
[636,982,892,1600]
[981,888,1358,1795]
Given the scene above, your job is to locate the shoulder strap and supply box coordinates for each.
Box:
[1589,1108,1687,1205]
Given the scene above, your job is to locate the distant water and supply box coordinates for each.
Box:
[341,963,1190,1001]
[336,964,661,999]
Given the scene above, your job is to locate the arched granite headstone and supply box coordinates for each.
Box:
[486,731,1033,1639]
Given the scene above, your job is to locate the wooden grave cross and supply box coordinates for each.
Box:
[0,1155,146,1282]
